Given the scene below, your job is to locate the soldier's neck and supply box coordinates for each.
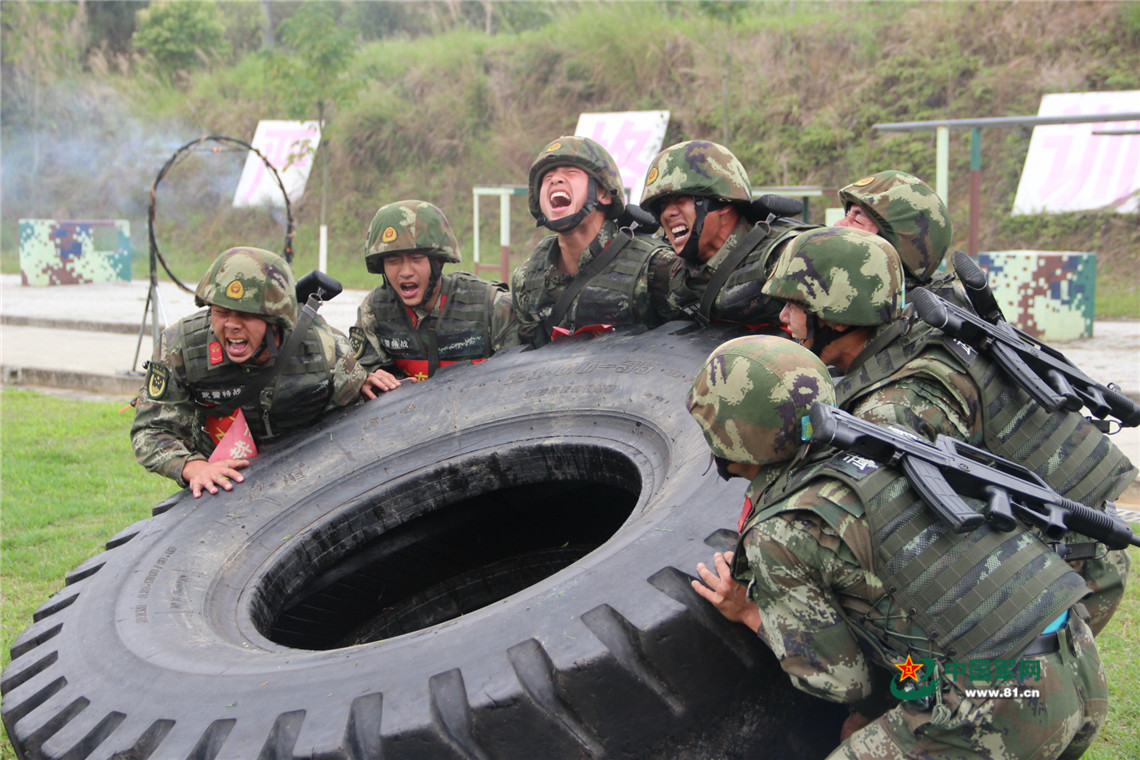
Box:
[555,213,606,276]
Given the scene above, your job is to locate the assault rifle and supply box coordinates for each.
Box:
[910,256,1140,427]
[808,402,1140,549]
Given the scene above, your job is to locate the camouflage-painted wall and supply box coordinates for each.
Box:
[977,250,1095,341]
[19,219,131,286]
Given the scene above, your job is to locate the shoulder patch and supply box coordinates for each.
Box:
[945,337,977,366]
[349,326,367,360]
[208,341,225,365]
[146,362,170,400]
[827,453,881,480]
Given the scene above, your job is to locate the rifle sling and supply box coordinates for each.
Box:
[229,296,321,416]
[541,231,632,339]
[697,222,773,323]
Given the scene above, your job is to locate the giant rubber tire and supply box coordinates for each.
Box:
[2,322,845,760]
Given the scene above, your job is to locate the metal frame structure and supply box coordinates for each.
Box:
[873,112,1140,256]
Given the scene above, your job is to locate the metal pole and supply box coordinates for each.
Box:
[969,128,981,257]
[935,125,949,203]
[499,193,511,283]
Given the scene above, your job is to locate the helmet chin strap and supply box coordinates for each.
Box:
[418,260,443,310]
[803,313,847,359]
[539,176,600,232]
[249,324,280,364]
[678,196,710,263]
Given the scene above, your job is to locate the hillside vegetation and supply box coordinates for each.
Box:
[2,0,1138,315]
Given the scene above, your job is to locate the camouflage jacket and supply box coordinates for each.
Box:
[351,271,519,380]
[735,461,1105,758]
[131,309,365,486]
[666,217,815,329]
[735,451,1089,703]
[510,219,680,346]
[838,318,985,447]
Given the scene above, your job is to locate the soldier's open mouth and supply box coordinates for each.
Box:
[550,191,571,209]
[669,224,691,246]
[226,338,251,358]
[400,282,419,299]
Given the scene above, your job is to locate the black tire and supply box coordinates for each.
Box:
[2,323,844,760]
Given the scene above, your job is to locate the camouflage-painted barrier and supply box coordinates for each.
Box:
[18,219,131,286]
[977,250,1095,341]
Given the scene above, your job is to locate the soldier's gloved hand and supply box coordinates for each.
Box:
[183,458,250,498]
[692,551,762,633]
[361,369,403,400]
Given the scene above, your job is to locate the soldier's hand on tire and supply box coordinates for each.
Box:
[692,550,762,634]
[361,369,403,399]
[183,458,249,498]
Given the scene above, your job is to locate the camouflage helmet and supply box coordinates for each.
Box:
[195,247,298,330]
[527,136,626,221]
[762,227,904,326]
[687,335,835,466]
[838,170,952,283]
[640,140,752,218]
[365,200,461,274]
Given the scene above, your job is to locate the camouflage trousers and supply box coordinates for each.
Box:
[830,616,1107,760]
[1078,548,1130,637]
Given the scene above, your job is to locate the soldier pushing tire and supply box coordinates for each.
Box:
[2,323,845,760]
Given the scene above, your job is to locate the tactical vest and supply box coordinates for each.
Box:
[179,311,334,441]
[709,218,817,327]
[365,272,499,379]
[520,228,660,330]
[836,318,1137,508]
[742,453,1088,662]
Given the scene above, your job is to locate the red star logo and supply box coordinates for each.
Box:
[895,654,924,683]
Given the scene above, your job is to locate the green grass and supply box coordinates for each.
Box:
[1,388,175,758]
[0,388,1138,757]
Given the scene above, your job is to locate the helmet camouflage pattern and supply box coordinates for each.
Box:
[839,170,951,283]
[640,140,752,218]
[687,335,835,466]
[365,200,461,274]
[527,136,626,220]
[762,227,904,326]
[195,247,298,330]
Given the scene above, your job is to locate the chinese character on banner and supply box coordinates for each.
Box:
[208,409,259,462]
[575,111,670,205]
[1013,91,1140,214]
[233,120,322,209]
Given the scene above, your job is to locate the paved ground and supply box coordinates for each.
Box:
[3,273,1139,506]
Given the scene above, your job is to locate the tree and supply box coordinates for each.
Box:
[265,3,361,233]
[132,0,226,79]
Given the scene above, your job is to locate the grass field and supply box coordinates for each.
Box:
[1,387,1137,758]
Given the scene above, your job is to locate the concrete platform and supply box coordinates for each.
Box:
[2,274,1138,509]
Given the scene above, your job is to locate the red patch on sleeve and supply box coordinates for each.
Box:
[738,497,753,533]
[208,341,224,365]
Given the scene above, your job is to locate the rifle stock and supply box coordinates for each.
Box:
[911,286,1140,427]
[808,403,1140,549]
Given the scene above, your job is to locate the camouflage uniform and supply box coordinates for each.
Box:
[763,227,983,445]
[764,228,1133,634]
[132,248,365,487]
[838,170,953,288]
[511,136,680,347]
[687,337,1107,759]
[352,200,518,381]
[641,140,815,330]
